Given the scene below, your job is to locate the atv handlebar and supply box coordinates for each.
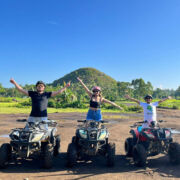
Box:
[16,119,27,122]
[77,120,109,123]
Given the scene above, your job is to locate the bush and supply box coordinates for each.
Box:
[48,100,56,108]
[0,97,13,102]
[128,105,143,113]
[16,99,32,108]
[172,105,179,110]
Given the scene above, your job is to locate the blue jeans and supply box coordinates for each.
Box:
[86,109,102,121]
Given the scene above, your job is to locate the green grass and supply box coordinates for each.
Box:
[0,106,124,114]
[0,99,180,114]
[158,99,180,109]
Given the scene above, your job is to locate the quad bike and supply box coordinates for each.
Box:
[0,119,60,169]
[67,120,115,167]
[124,120,180,167]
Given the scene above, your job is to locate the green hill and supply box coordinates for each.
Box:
[51,67,118,98]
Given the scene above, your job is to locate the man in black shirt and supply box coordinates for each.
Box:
[10,78,70,123]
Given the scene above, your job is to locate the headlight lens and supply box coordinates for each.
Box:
[98,130,107,140]
[79,129,87,139]
[11,130,20,140]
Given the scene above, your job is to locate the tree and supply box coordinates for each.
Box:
[117,82,133,99]
[131,78,153,99]
[175,86,180,99]
[0,84,5,96]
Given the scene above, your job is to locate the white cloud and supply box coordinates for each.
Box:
[48,21,58,25]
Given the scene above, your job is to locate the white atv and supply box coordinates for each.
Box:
[0,119,60,169]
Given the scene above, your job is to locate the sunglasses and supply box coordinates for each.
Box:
[93,90,99,93]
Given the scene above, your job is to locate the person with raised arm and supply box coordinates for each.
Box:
[77,77,123,121]
[124,94,171,128]
[10,78,70,124]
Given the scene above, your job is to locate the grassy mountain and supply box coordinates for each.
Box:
[51,67,118,98]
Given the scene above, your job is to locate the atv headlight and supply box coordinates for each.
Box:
[11,130,20,140]
[98,130,107,140]
[79,129,87,139]
[30,132,44,142]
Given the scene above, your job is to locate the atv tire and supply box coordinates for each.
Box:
[53,135,60,157]
[0,143,12,168]
[72,136,79,145]
[168,142,180,165]
[125,137,133,157]
[106,142,115,167]
[133,144,147,167]
[67,143,77,167]
[42,144,54,169]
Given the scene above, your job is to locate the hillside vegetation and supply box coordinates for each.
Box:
[0,67,180,112]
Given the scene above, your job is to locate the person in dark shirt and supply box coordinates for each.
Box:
[77,77,123,121]
[10,78,70,124]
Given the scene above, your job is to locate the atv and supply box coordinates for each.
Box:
[125,120,180,167]
[67,120,115,167]
[0,119,60,169]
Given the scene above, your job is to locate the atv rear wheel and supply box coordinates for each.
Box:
[106,142,115,167]
[168,142,180,165]
[0,143,12,168]
[42,144,54,169]
[67,143,77,167]
[133,144,147,167]
[53,135,60,157]
[125,137,133,157]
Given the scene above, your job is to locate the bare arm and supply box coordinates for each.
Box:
[77,77,92,97]
[158,96,171,104]
[10,78,29,96]
[51,82,71,97]
[124,94,140,104]
[102,98,123,110]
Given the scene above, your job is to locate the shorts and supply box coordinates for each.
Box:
[86,109,102,121]
[27,116,48,123]
[25,116,49,130]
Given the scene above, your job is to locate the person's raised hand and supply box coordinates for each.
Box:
[77,77,82,82]
[124,94,130,99]
[10,78,16,85]
[66,81,71,88]
[168,96,172,100]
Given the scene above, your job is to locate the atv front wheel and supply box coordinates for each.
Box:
[53,135,60,157]
[67,143,77,167]
[106,142,115,167]
[125,137,133,157]
[168,142,180,165]
[0,143,12,168]
[133,144,147,167]
[42,144,54,169]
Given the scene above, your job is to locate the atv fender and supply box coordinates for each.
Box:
[130,129,139,139]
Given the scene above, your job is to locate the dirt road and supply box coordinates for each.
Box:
[0,109,180,180]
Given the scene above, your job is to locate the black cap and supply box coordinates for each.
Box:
[36,81,46,87]
[144,94,152,100]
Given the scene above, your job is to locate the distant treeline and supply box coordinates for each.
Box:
[0,78,180,109]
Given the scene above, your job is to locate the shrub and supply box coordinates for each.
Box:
[172,105,179,109]
[128,105,143,113]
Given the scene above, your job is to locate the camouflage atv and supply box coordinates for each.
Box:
[0,119,60,169]
[67,120,115,167]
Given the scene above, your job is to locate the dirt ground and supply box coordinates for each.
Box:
[0,109,180,180]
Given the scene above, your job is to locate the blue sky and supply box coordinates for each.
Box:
[0,0,180,89]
